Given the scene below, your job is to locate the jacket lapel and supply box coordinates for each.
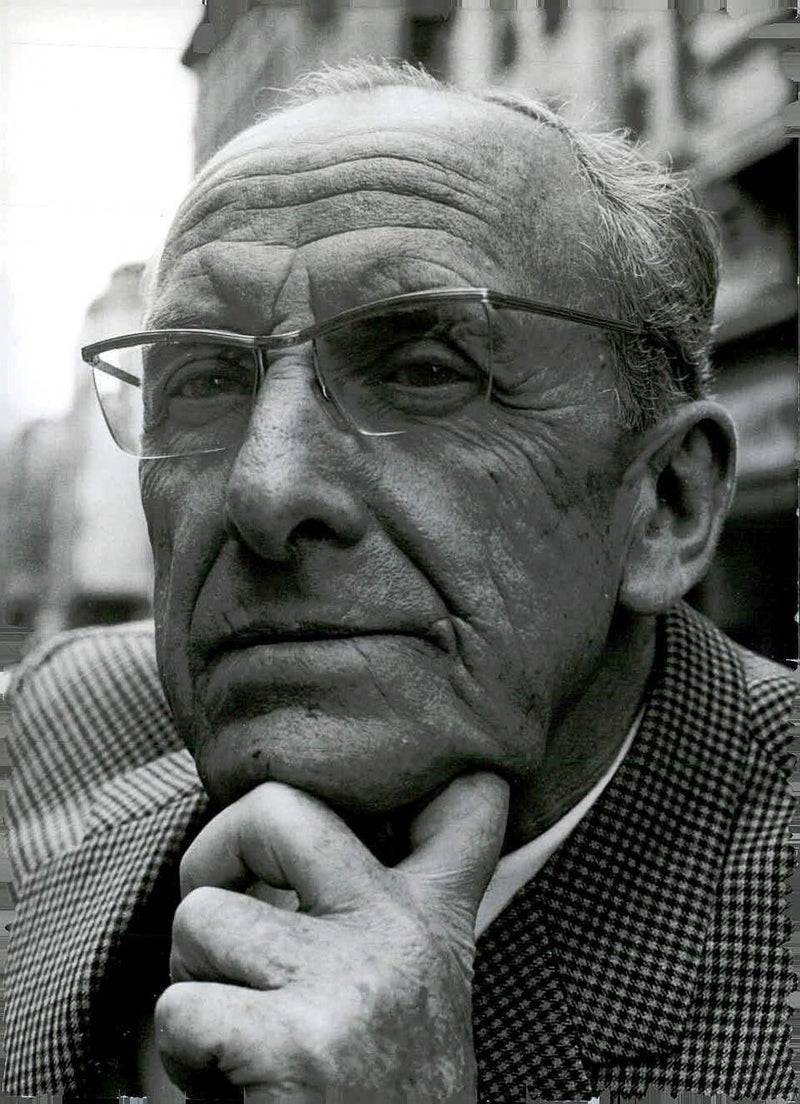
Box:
[538,602,750,1066]
[474,880,595,1098]
[473,603,752,1093]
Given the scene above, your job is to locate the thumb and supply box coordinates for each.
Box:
[398,772,509,911]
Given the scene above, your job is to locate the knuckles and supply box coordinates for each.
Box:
[156,930,476,1097]
[170,885,228,980]
[154,982,205,1066]
[173,884,225,943]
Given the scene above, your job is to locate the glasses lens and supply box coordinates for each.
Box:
[314,298,492,434]
[91,340,258,458]
[488,304,607,396]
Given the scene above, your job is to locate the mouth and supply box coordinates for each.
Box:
[202,623,443,665]
[198,622,443,728]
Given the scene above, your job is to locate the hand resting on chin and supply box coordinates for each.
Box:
[156,772,509,1103]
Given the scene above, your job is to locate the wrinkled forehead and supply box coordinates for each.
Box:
[150,87,599,327]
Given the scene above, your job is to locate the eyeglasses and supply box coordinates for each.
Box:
[81,287,657,460]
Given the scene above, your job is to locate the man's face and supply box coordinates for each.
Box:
[142,88,640,827]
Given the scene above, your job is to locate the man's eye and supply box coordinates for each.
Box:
[357,353,486,422]
[168,369,251,399]
[159,350,254,403]
[146,354,254,431]
[387,361,473,389]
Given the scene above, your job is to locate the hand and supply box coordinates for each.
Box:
[155,772,509,1102]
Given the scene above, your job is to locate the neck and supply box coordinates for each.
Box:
[504,611,657,853]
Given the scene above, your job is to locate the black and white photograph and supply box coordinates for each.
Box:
[0,1,798,1100]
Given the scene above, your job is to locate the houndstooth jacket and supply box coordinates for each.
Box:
[2,602,796,1100]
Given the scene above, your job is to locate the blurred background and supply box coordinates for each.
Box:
[0,0,797,1071]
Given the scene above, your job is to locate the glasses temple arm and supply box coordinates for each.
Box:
[90,359,141,389]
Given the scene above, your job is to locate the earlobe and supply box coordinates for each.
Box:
[619,401,737,616]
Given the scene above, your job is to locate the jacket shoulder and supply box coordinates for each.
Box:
[672,602,798,763]
[732,637,798,766]
[7,623,183,882]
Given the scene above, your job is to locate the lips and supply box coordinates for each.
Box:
[196,620,447,727]
[203,624,429,663]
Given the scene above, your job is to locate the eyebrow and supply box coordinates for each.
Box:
[145,304,234,331]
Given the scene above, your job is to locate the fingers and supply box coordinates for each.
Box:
[156,982,294,1092]
[180,783,387,915]
[167,778,503,1103]
[399,772,509,909]
[156,982,363,1098]
[156,981,474,1103]
[180,772,508,923]
[170,885,319,988]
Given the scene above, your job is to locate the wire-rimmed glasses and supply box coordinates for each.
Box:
[81,288,649,460]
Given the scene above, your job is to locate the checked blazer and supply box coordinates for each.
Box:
[2,602,797,1099]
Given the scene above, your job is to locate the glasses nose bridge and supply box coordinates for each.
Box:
[249,332,336,436]
[258,318,344,406]
[251,331,308,392]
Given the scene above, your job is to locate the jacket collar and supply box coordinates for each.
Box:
[536,601,749,1064]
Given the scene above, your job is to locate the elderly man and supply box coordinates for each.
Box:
[4,62,795,1101]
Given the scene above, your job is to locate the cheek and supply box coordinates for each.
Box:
[394,426,625,691]
[484,489,619,674]
[141,458,226,573]
[483,436,621,605]
[140,458,229,692]
[423,420,620,588]
[139,461,177,622]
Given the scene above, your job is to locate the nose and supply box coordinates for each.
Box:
[224,361,369,562]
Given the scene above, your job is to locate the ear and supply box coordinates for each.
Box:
[619,401,737,615]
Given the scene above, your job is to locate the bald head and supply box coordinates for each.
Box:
[152,84,600,335]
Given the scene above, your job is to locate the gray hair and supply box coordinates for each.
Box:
[277,59,719,433]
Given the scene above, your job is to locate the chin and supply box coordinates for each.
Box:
[194,708,455,866]
[192,706,480,841]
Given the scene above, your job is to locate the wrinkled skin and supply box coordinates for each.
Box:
[142,88,650,842]
[143,87,733,1098]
